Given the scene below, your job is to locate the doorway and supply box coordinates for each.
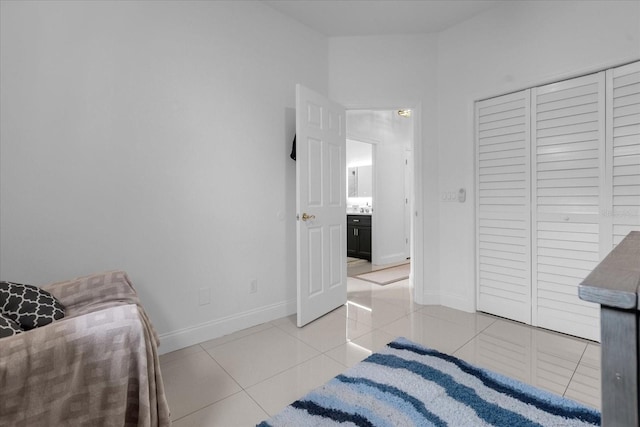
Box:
[345,109,414,276]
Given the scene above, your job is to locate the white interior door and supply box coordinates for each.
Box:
[531,72,604,341]
[475,89,532,324]
[296,84,347,327]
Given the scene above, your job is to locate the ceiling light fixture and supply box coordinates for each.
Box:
[398,109,411,118]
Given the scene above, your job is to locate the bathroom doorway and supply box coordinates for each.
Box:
[346,109,414,275]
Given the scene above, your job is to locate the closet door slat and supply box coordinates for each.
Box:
[532,73,604,341]
[608,62,640,247]
[476,90,531,324]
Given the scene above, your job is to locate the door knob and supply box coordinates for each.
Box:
[301,213,316,221]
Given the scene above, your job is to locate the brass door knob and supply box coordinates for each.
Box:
[301,213,316,221]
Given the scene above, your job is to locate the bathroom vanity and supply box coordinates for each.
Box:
[347,214,371,261]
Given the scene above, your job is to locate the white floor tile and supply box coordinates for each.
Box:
[246,354,346,416]
[159,272,603,421]
[343,299,407,328]
[199,322,273,350]
[159,344,204,365]
[419,305,497,333]
[205,326,319,388]
[161,351,242,421]
[379,311,478,354]
[565,343,601,409]
[273,308,372,353]
[171,392,269,427]
[324,329,397,367]
[455,323,534,384]
[374,280,417,304]
[454,319,587,397]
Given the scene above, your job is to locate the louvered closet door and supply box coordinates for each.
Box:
[531,73,604,341]
[476,90,531,324]
[607,61,640,247]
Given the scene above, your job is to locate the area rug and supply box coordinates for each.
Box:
[354,263,409,285]
[257,337,600,427]
[347,257,369,267]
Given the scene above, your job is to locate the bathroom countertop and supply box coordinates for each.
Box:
[347,211,372,215]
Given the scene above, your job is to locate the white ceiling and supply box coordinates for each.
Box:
[265,0,504,37]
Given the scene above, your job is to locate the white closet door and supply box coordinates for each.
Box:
[476,90,531,324]
[607,61,640,247]
[531,73,604,341]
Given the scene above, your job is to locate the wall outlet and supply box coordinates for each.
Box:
[250,279,258,294]
[198,287,211,306]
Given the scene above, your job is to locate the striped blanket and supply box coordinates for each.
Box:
[258,337,600,426]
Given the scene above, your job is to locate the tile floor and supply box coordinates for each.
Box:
[159,273,601,426]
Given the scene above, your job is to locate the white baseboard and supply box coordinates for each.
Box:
[416,290,441,306]
[374,252,408,266]
[440,292,475,313]
[158,299,296,355]
[414,289,475,313]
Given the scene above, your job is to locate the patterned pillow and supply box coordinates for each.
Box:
[0,313,23,338]
[0,281,66,330]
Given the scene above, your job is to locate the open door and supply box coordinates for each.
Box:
[296,84,347,327]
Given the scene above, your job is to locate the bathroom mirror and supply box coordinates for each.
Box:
[348,165,372,197]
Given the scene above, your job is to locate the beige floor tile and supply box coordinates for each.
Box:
[355,265,410,285]
[455,324,533,384]
[205,326,319,388]
[349,279,421,314]
[199,323,274,350]
[159,344,204,365]
[454,319,587,397]
[159,272,603,421]
[171,392,269,427]
[419,305,497,333]
[579,342,601,368]
[344,299,407,328]
[161,351,242,421]
[273,308,372,352]
[346,276,376,293]
[373,283,422,313]
[324,329,397,367]
[531,328,587,396]
[246,355,346,416]
[379,311,477,354]
[565,365,601,409]
[270,305,347,328]
[565,343,601,409]
[348,260,407,278]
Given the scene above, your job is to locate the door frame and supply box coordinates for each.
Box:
[344,103,423,301]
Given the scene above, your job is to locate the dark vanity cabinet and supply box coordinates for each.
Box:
[347,215,371,261]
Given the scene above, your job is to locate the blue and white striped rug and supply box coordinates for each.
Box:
[258,337,600,426]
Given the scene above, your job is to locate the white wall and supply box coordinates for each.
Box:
[329,34,440,302]
[436,0,640,311]
[0,0,327,352]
